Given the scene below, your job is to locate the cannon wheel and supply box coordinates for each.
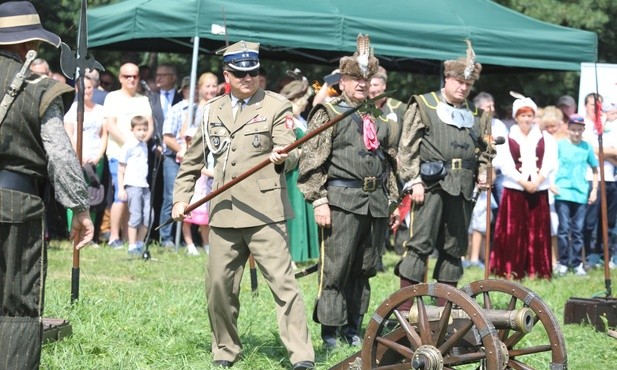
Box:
[361,283,506,369]
[460,279,567,369]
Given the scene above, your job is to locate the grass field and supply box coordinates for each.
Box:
[41,241,617,369]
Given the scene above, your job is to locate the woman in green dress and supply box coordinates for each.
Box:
[280,77,320,264]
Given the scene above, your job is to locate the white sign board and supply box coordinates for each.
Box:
[579,63,617,114]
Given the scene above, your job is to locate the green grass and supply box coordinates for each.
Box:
[41,241,617,369]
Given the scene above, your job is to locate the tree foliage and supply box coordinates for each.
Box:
[30,0,617,117]
[485,0,617,113]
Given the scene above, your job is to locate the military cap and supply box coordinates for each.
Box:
[216,40,260,72]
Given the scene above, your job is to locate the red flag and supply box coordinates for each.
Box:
[595,99,603,135]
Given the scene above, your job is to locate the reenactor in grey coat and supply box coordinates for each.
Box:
[395,41,492,298]
[298,34,400,350]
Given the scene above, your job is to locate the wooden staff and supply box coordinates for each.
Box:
[157,92,391,230]
[593,93,612,297]
[484,111,494,280]
[60,0,103,303]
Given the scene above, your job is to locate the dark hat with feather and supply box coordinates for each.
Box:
[444,39,482,81]
[339,34,379,80]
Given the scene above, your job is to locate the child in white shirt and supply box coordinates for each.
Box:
[118,116,151,255]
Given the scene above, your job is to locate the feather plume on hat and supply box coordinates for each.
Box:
[339,33,379,79]
[356,34,370,77]
[463,39,476,80]
[444,40,482,81]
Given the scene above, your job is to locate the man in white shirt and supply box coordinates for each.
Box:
[104,63,154,248]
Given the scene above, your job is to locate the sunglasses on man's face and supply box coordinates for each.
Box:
[228,69,259,79]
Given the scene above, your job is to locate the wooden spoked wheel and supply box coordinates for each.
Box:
[361,283,507,369]
[460,279,567,369]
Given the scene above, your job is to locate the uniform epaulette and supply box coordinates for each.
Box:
[206,94,226,106]
[418,92,440,110]
[386,98,402,110]
[265,90,288,102]
[418,92,479,116]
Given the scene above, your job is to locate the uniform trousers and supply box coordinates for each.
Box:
[397,188,473,283]
[316,207,387,330]
[1,190,46,370]
[207,223,314,364]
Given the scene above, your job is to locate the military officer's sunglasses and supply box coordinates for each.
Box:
[229,69,260,78]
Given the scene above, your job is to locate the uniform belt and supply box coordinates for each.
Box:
[0,169,39,196]
[327,174,385,192]
[443,159,475,170]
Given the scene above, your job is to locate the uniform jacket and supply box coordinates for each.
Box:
[297,94,398,218]
[398,91,491,199]
[173,88,298,228]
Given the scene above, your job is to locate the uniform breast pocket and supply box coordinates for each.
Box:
[208,128,228,151]
[244,126,272,152]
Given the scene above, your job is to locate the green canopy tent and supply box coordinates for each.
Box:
[88,0,597,74]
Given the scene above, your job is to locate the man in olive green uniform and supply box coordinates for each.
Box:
[395,41,491,294]
[297,35,399,349]
[0,2,94,369]
[172,41,315,370]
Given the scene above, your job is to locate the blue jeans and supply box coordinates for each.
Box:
[556,200,587,267]
[158,155,180,242]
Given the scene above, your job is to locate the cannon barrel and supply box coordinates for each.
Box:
[408,306,534,333]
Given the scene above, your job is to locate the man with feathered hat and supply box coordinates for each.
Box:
[0,1,94,368]
[297,34,400,349]
[395,40,492,299]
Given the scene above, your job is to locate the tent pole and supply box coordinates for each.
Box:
[188,35,199,127]
[173,36,201,251]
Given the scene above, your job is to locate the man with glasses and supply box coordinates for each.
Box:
[297,35,400,350]
[104,63,154,248]
[156,63,183,248]
[172,41,315,370]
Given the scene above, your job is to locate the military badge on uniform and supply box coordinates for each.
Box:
[252,134,261,148]
[285,115,294,130]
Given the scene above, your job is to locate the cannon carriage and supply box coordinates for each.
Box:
[330,279,567,370]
